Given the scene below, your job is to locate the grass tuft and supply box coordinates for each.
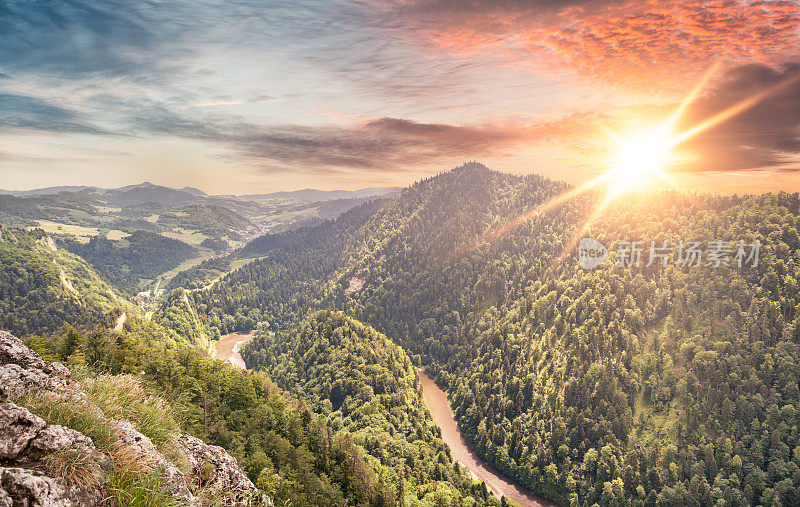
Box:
[13,381,184,507]
[81,374,178,448]
[41,447,104,489]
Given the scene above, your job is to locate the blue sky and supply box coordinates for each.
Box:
[2,0,799,193]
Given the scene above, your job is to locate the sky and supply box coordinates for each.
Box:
[1,0,799,194]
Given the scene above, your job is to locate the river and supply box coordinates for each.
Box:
[418,371,556,507]
[212,333,251,369]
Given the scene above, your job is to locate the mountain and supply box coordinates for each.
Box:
[0,227,127,336]
[0,182,396,296]
[191,162,800,506]
[0,185,96,196]
[180,186,208,197]
[243,187,402,202]
[100,182,205,207]
[62,230,199,291]
[194,199,386,332]
[7,162,800,506]
[0,226,214,350]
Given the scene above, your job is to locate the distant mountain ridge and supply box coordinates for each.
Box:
[0,182,401,202]
[0,185,96,196]
[241,187,402,202]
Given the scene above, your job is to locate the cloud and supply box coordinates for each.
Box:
[0,93,105,134]
[677,63,800,172]
[377,0,800,88]
[127,106,530,172]
[527,62,800,173]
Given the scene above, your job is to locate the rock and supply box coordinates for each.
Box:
[0,403,46,459]
[0,331,74,400]
[0,332,49,372]
[0,404,107,506]
[175,433,256,504]
[0,467,103,507]
[0,331,262,506]
[113,420,198,506]
[0,364,72,399]
[30,424,95,455]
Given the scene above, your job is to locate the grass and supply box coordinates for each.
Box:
[106,229,130,241]
[31,220,99,242]
[13,375,184,506]
[15,391,115,450]
[162,228,208,246]
[107,445,183,507]
[41,447,104,489]
[159,251,216,283]
[81,375,178,449]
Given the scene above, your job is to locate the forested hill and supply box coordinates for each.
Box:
[246,310,491,505]
[227,162,800,505]
[0,227,217,350]
[0,227,124,336]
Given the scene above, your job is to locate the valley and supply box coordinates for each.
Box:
[2,164,800,506]
[5,1,797,505]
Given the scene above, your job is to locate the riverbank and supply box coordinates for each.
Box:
[418,371,555,507]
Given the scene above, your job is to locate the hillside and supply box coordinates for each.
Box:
[9,321,403,506]
[223,163,800,505]
[0,227,128,336]
[0,183,396,296]
[0,331,261,505]
[63,230,198,291]
[247,311,490,505]
[191,199,386,333]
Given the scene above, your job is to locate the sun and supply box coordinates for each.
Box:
[604,123,676,200]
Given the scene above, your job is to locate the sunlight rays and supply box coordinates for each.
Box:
[463,64,800,268]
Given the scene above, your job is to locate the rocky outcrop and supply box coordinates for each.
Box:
[113,420,198,505]
[0,467,104,507]
[0,331,76,400]
[0,403,106,506]
[175,433,256,503]
[0,403,45,459]
[0,330,264,506]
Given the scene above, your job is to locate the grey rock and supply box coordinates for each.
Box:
[0,331,74,400]
[0,487,11,507]
[0,332,49,372]
[0,364,72,399]
[0,331,260,506]
[0,467,103,507]
[175,433,256,505]
[30,424,95,454]
[0,403,46,460]
[113,420,199,506]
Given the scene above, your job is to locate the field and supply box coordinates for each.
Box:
[162,228,208,246]
[31,220,98,243]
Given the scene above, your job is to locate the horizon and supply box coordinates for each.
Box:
[2,1,800,195]
[4,160,800,197]
[0,180,403,195]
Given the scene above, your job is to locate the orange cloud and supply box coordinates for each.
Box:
[376,0,800,89]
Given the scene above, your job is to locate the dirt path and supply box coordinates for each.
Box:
[114,312,126,331]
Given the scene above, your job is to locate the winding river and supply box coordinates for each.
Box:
[221,333,553,505]
[418,371,556,507]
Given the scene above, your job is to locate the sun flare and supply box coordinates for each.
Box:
[605,124,676,199]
